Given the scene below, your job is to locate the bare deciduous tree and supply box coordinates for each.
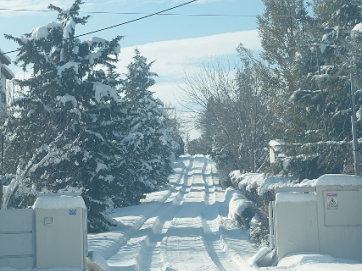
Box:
[181,46,273,173]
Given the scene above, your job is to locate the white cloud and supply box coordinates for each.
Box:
[117,30,260,138]
[0,0,74,10]
[9,30,260,139]
[117,30,260,80]
[118,29,260,95]
[0,0,94,16]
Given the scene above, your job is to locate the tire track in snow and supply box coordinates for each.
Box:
[160,155,248,271]
[107,201,184,270]
[106,156,195,270]
[137,161,195,270]
[104,155,257,271]
[93,160,194,261]
[202,159,216,205]
[160,155,235,270]
[199,158,244,271]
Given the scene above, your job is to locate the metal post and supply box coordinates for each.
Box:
[0,131,3,209]
[350,73,360,175]
[268,201,275,250]
[1,131,3,175]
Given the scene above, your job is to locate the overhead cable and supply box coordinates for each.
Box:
[0,8,254,17]
[75,0,198,38]
[3,0,199,55]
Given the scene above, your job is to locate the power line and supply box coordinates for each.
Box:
[75,0,198,38]
[0,8,256,17]
[86,12,255,17]
[3,0,199,55]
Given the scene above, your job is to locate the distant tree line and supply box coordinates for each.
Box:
[185,0,362,180]
[1,0,184,232]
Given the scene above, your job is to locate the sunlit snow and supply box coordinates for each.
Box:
[93,82,119,103]
[1,155,362,271]
[32,194,85,209]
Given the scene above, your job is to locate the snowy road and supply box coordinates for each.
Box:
[87,155,362,271]
[88,155,257,271]
[1,154,361,271]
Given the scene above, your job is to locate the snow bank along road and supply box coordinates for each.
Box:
[88,154,257,271]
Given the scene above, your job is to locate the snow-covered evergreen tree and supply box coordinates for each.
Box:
[311,0,362,139]
[257,0,313,143]
[263,0,362,179]
[288,0,362,178]
[118,49,177,205]
[4,0,127,232]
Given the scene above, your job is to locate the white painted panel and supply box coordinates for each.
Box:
[0,209,34,269]
[316,184,362,262]
[275,194,319,261]
[0,233,33,256]
[35,203,87,270]
[0,209,34,232]
[0,257,34,269]
[324,190,362,226]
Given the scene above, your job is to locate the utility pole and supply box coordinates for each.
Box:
[350,73,360,175]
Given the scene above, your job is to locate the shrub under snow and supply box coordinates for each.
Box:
[226,171,316,245]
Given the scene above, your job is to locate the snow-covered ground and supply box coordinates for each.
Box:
[1,154,362,271]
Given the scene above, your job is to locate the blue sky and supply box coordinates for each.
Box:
[1,0,263,48]
[0,0,264,137]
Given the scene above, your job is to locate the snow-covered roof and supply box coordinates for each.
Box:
[1,64,14,79]
[276,192,317,203]
[316,174,362,186]
[32,194,86,209]
[0,48,11,65]
[269,139,284,147]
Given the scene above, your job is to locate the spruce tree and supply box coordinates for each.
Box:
[4,0,125,232]
[261,0,362,179]
[257,0,313,143]
[311,0,362,141]
[301,0,362,176]
[118,49,177,205]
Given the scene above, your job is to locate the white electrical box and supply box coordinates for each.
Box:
[274,192,319,261]
[33,194,87,270]
[323,190,362,226]
[274,174,362,263]
[315,176,362,262]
